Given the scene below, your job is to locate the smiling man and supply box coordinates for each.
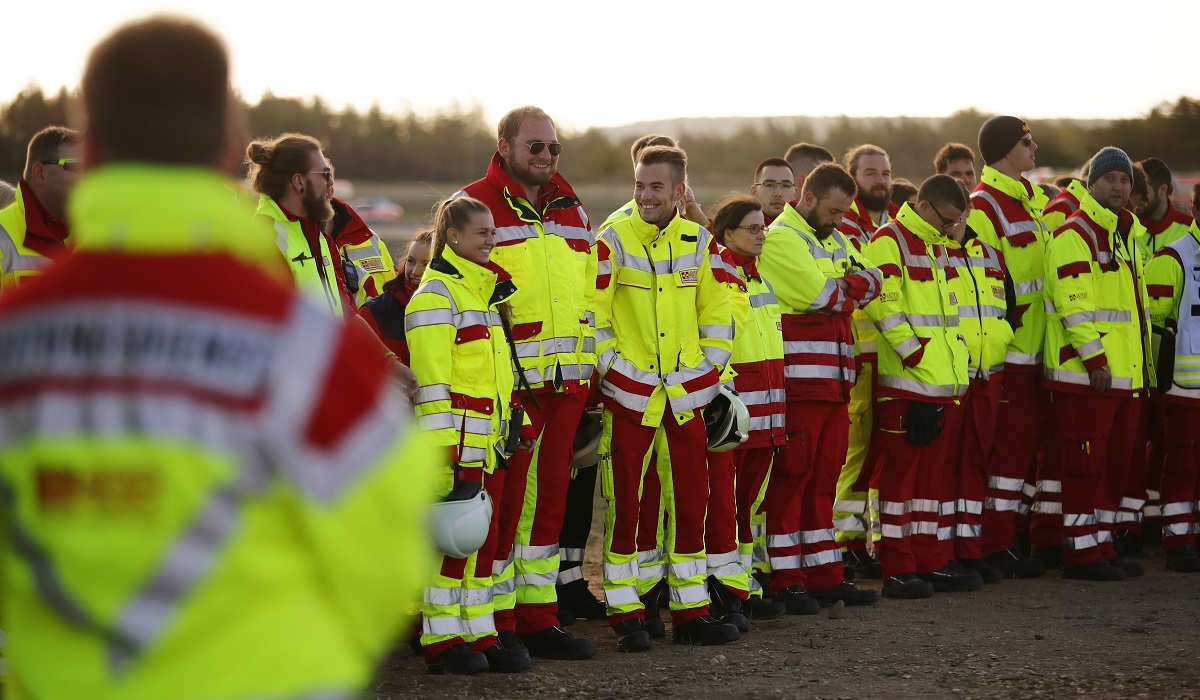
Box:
[455,106,598,663]
[0,126,80,294]
[595,145,738,651]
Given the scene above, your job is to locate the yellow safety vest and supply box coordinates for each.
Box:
[1143,222,1200,397]
[864,204,970,402]
[947,234,1014,380]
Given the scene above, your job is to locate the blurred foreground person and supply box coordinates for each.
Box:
[0,126,80,294]
[0,16,437,699]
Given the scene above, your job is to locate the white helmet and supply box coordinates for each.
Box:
[571,411,604,469]
[704,384,750,453]
[430,480,494,558]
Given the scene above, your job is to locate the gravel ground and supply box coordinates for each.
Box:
[370,543,1200,699]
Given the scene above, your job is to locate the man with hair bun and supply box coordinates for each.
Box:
[864,174,977,599]
[758,162,882,610]
[0,126,81,294]
[0,15,437,698]
[454,105,598,662]
[966,115,1051,578]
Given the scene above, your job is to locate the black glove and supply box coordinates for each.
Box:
[906,401,945,448]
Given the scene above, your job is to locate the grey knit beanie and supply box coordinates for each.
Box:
[1087,147,1133,186]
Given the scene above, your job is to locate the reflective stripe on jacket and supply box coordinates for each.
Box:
[1145,222,1200,403]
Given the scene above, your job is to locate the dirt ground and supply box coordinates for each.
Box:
[372,533,1200,699]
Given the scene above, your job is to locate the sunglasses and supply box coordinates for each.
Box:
[512,138,563,157]
[927,202,965,231]
[308,169,334,183]
[1020,136,1034,147]
[41,158,82,173]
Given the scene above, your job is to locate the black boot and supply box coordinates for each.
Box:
[1063,559,1125,581]
[556,578,607,622]
[483,631,532,672]
[742,594,786,620]
[519,626,596,660]
[919,565,984,593]
[706,576,750,633]
[985,547,1046,579]
[612,618,652,653]
[1166,544,1200,572]
[1113,530,1144,557]
[843,549,883,579]
[772,585,820,615]
[671,615,740,645]
[957,558,1003,584]
[641,581,666,638]
[809,580,880,606]
[881,572,934,599]
[426,643,489,675]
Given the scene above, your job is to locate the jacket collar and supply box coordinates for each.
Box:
[328,197,373,247]
[979,165,1046,208]
[69,164,290,281]
[1079,191,1119,233]
[483,152,579,216]
[626,207,685,246]
[727,247,759,280]
[430,245,516,306]
[16,180,71,257]
[896,202,951,245]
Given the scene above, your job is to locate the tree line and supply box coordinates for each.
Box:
[2,86,1197,185]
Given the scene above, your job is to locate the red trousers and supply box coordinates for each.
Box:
[1112,395,1149,534]
[765,401,848,593]
[734,446,775,548]
[875,398,958,577]
[945,378,1003,560]
[494,389,587,634]
[607,409,710,625]
[982,368,1047,556]
[1035,392,1138,569]
[1160,401,1200,551]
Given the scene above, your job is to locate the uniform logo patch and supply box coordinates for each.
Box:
[359,257,385,272]
[678,268,699,285]
[321,255,332,267]
[992,285,1005,300]
[777,321,783,331]
[948,291,958,305]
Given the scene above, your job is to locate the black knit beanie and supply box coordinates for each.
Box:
[978,116,1031,165]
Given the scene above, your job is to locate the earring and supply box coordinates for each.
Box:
[451,238,458,244]
[299,187,304,193]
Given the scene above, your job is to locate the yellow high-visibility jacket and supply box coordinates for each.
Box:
[0,184,69,295]
[256,194,345,318]
[1043,192,1153,396]
[405,246,523,471]
[864,204,970,403]
[0,164,437,700]
[967,166,1051,370]
[947,232,1014,380]
[595,210,733,426]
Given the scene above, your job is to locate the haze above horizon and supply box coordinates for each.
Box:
[11,0,1197,132]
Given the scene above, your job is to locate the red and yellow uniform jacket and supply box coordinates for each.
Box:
[723,247,786,448]
[838,198,899,363]
[0,181,71,294]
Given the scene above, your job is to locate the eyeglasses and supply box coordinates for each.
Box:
[754,180,795,191]
[926,202,965,231]
[1020,136,1034,147]
[511,138,563,157]
[41,158,82,173]
[308,169,334,183]
[736,224,767,235]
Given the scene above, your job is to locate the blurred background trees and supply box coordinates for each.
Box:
[2,86,1197,186]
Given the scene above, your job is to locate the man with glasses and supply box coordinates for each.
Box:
[751,157,797,225]
[863,174,978,599]
[758,163,883,610]
[966,115,1052,579]
[455,106,598,662]
[0,126,80,294]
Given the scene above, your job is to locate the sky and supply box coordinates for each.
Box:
[8,0,1198,132]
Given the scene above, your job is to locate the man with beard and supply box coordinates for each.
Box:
[455,106,598,661]
[751,157,797,226]
[832,144,900,576]
[247,135,420,399]
[1040,147,1152,581]
[1134,158,1195,264]
[757,163,883,610]
[784,143,835,194]
[247,134,352,318]
[0,126,81,294]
